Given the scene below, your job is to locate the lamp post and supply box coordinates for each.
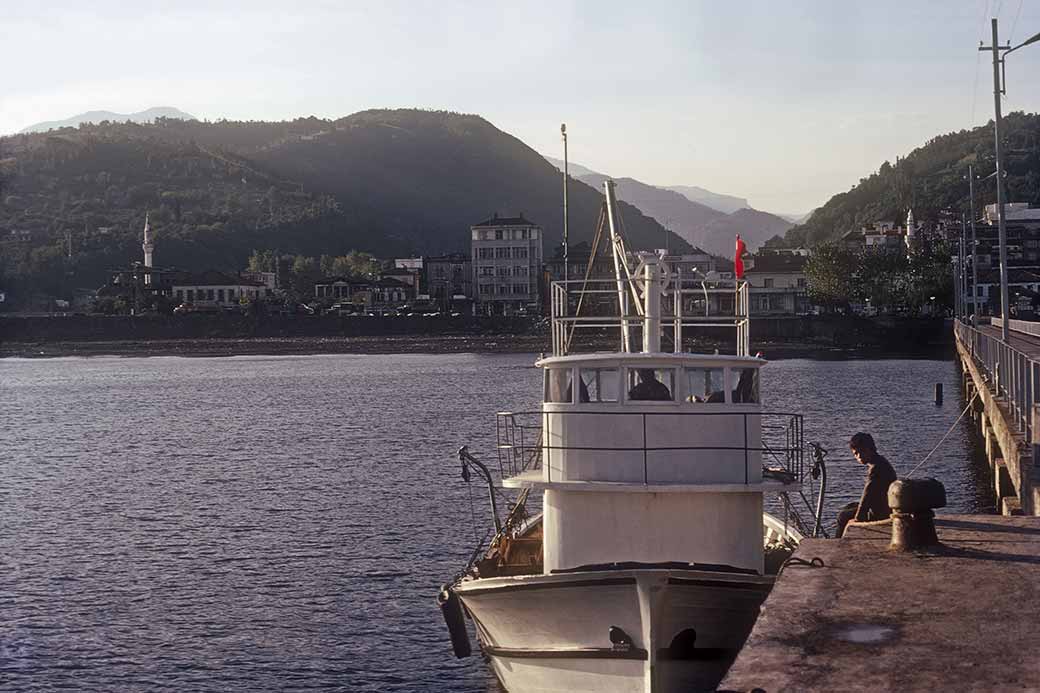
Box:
[980,19,1040,341]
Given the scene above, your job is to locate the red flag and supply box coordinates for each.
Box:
[734,234,747,279]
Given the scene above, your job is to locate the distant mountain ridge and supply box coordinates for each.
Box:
[665,185,749,215]
[20,107,197,134]
[543,156,792,256]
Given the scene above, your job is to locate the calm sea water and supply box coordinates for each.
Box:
[0,353,989,692]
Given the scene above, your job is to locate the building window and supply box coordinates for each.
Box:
[479,266,494,276]
[797,278,806,288]
[187,290,195,301]
[514,247,528,259]
[764,278,774,289]
[218,289,225,302]
[499,285,508,295]
[496,248,510,259]
[513,283,527,295]
[521,229,529,239]
[229,289,236,300]
[495,230,503,240]
[207,289,215,300]
[176,290,184,301]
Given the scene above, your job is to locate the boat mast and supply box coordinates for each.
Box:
[603,180,632,352]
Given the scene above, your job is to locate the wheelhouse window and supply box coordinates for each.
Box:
[579,368,619,403]
[544,368,574,403]
[686,368,725,403]
[729,368,760,404]
[626,368,674,402]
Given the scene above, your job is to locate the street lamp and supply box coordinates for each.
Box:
[980,20,1040,341]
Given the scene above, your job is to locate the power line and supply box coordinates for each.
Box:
[1008,0,1024,43]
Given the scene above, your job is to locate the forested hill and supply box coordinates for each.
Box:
[782,112,1040,247]
[0,109,690,299]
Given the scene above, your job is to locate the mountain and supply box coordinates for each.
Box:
[542,155,792,255]
[543,155,601,179]
[666,185,749,215]
[577,173,724,252]
[701,209,796,255]
[19,107,197,134]
[0,109,691,301]
[782,112,1040,247]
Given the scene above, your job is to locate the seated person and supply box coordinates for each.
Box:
[836,432,898,538]
[628,369,672,401]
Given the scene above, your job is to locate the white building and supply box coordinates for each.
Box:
[471,213,543,314]
[171,271,269,307]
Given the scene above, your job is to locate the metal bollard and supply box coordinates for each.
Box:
[934,383,943,405]
[888,478,947,550]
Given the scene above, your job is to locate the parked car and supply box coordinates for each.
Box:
[173,302,221,315]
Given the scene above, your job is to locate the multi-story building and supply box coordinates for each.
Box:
[744,254,811,315]
[471,214,543,314]
[425,253,472,308]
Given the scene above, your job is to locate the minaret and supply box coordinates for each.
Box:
[905,208,916,254]
[142,213,154,285]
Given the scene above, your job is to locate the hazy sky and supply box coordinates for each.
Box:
[3,0,1039,213]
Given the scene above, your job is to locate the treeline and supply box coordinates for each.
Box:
[246,249,383,301]
[805,241,952,313]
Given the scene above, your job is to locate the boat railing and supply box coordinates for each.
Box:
[496,410,804,484]
[550,276,750,357]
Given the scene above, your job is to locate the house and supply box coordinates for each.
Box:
[425,253,473,308]
[744,254,811,315]
[170,270,269,307]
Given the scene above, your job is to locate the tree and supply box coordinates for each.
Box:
[288,255,322,301]
[805,244,858,310]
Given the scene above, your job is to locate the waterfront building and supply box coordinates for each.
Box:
[313,276,414,310]
[170,270,269,307]
[424,253,473,308]
[470,213,543,314]
[744,253,811,315]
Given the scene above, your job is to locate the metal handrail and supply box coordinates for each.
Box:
[495,409,805,484]
[954,319,1038,441]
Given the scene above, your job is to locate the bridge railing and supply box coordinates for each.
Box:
[955,319,1039,441]
[991,316,1040,339]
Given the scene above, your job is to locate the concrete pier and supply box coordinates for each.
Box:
[720,515,1040,691]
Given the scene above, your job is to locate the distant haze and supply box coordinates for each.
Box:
[4,1,1040,211]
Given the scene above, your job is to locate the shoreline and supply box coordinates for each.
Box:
[0,334,954,360]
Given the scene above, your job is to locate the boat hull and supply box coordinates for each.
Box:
[455,567,773,693]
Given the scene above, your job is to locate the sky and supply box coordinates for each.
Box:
[2,0,1039,214]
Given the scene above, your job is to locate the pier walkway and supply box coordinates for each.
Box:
[720,515,1040,691]
[954,318,1040,515]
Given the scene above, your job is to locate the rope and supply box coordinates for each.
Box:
[905,391,980,477]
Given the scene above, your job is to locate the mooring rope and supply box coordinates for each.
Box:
[905,390,980,478]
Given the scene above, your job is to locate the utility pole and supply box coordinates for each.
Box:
[968,164,979,324]
[561,123,569,290]
[959,213,967,321]
[979,19,1040,337]
[981,18,1010,340]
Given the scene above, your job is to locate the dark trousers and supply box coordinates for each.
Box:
[836,501,859,538]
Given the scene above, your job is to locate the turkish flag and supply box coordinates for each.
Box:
[735,235,748,279]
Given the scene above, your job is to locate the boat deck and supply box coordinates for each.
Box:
[719,514,1040,691]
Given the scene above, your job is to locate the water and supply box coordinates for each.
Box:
[0,354,988,692]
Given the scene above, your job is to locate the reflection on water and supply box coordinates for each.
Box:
[0,354,987,692]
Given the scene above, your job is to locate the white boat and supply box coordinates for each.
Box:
[440,180,826,693]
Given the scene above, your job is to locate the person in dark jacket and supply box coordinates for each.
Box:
[628,369,672,401]
[836,432,898,538]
